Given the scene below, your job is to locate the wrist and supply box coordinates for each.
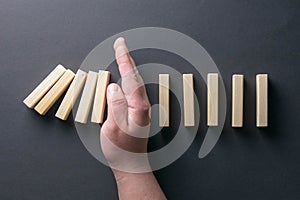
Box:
[112,169,167,200]
[112,169,154,183]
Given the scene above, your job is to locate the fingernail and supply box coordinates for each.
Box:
[114,37,129,58]
[109,84,119,93]
[113,37,125,50]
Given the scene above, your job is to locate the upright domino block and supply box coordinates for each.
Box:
[256,74,268,127]
[207,73,218,126]
[232,74,244,127]
[91,70,110,123]
[34,69,75,115]
[23,64,66,108]
[75,71,98,124]
[159,74,170,127]
[183,74,195,126]
[55,70,87,120]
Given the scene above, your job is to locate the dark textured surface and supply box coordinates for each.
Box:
[1,0,300,199]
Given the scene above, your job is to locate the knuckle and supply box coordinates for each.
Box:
[112,97,127,106]
[102,121,120,133]
[134,100,151,114]
[102,125,114,135]
[118,61,131,68]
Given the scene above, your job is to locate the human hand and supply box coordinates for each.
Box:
[100,37,166,200]
[100,37,151,174]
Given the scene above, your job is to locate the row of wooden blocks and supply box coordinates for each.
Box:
[159,73,268,128]
[23,64,268,128]
[23,64,110,124]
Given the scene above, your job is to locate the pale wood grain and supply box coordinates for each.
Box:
[159,74,169,127]
[91,70,110,124]
[183,74,195,126]
[207,73,218,126]
[232,74,244,127]
[55,69,87,120]
[256,74,268,127]
[75,71,98,124]
[34,69,75,115]
[23,64,66,108]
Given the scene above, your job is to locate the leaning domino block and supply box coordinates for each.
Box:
[183,74,195,126]
[256,74,268,127]
[159,74,170,127]
[207,73,218,126]
[91,70,110,124]
[75,71,98,124]
[23,64,66,108]
[34,69,75,115]
[232,74,244,127]
[55,70,87,120]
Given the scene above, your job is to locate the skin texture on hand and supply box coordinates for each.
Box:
[100,37,166,200]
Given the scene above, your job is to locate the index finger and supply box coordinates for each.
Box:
[114,37,136,77]
[113,37,148,101]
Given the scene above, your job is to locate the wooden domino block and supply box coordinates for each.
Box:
[232,74,244,127]
[183,74,195,126]
[75,71,98,124]
[34,69,75,115]
[23,64,66,108]
[207,73,218,126]
[91,70,110,123]
[256,74,268,127]
[159,74,170,127]
[55,70,87,120]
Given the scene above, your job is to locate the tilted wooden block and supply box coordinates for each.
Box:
[34,69,75,115]
[91,70,110,124]
[159,74,170,127]
[55,69,87,120]
[23,64,66,108]
[75,71,98,124]
[207,73,218,126]
[256,74,268,127]
[183,74,195,127]
[232,74,244,127]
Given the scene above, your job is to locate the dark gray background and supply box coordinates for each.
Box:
[1,0,300,199]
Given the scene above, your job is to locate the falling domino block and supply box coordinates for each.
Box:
[232,74,244,127]
[75,71,98,124]
[23,64,66,108]
[207,73,218,126]
[256,74,268,127]
[91,70,110,124]
[55,70,87,120]
[183,74,195,127]
[34,69,75,115]
[159,74,170,127]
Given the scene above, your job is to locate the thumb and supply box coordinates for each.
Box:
[106,83,128,128]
